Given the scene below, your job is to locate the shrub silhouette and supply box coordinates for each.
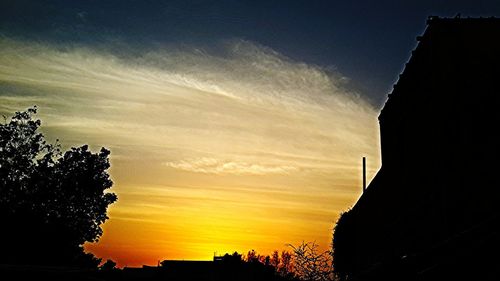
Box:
[288,241,334,281]
[100,259,117,271]
[0,106,117,267]
[332,210,354,281]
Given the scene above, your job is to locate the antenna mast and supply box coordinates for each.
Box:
[362,157,366,192]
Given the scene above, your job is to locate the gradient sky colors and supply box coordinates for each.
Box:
[0,38,380,266]
[1,0,499,267]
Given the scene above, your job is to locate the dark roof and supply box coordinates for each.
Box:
[380,16,500,123]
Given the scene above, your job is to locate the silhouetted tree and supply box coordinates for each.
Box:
[221,251,243,264]
[271,250,280,270]
[100,259,117,271]
[0,107,116,267]
[264,255,271,266]
[279,250,295,279]
[288,242,335,281]
[246,249,259,263]
[332,210,354,281]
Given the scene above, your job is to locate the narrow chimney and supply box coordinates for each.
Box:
[362,157,366,192]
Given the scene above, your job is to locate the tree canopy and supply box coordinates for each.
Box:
[0,106,117,267]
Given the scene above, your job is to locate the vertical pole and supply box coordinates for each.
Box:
[363,157,366,192]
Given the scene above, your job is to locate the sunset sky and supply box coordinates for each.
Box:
[1,0,498,267]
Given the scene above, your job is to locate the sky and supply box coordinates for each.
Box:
[1,0,499,267]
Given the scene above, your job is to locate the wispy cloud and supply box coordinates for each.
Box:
[0,37,380,265]
[163,157,298,175]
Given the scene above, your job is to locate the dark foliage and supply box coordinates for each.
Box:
[0,107,117,267]
[332,210,353,281]
[100,259,117,271]
[289,241,334,281]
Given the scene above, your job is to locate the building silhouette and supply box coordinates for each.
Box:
[333,16,500,281]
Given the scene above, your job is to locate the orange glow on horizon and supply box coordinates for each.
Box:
[1,38,381,268]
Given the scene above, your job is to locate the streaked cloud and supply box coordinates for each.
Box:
[163,157,298,175]
[0,37,380,266]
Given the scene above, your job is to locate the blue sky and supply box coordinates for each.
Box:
[3,0,500,107]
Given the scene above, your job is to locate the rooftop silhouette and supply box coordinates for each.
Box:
[333,16,500,281]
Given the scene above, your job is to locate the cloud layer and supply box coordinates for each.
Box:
[0,38,380,266]
[163,157,298,175]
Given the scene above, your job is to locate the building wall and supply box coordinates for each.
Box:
[333,17,500,280]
